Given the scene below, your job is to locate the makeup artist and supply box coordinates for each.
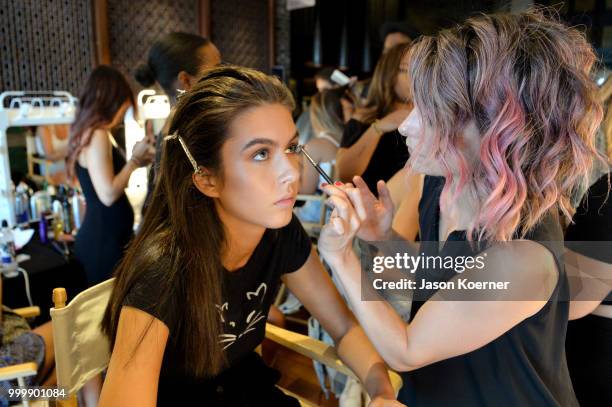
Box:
[335,42,412,193]
[317,10,602,406]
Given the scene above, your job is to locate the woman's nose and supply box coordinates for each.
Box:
[278,154,299,185]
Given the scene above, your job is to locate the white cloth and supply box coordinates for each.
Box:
[50,279,114,394]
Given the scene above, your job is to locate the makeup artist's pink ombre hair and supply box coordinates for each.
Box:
[409,8,604,241]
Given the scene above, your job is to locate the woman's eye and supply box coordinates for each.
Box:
[284,144,300,154]
[253,149,269,161]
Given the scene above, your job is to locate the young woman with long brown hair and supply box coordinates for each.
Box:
[317,9,605,406]
[67,65,154,286]
[98,66,403,407]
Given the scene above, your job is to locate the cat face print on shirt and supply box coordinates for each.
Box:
[216,282,268,350]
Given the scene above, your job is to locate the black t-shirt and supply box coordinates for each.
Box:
[341,119,409,193]
[123,215,311,405]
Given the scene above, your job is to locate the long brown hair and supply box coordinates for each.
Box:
[360,42,412,123]
[101,65,295,377]
[67,65,135,179]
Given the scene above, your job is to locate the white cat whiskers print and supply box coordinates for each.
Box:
[217,283,268,350]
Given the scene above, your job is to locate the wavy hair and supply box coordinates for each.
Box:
[409,8,604,241]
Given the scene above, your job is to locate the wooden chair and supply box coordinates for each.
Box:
[266,323,403,406]
[49,279,402,406]
[50,280,113,407]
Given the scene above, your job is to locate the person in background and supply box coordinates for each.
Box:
[67,66,154,286]
[314,67,336,92]
[297,66,354,146]
[380,21,419,53]
[0,311,55,407]
[135,32,221,105]
[34,124,70,185]
[134,32,222,205]
[336,42,413,193]
[354,21,419,102]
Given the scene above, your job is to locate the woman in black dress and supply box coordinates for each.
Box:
[318,9,604,406]
[67,66,154,285]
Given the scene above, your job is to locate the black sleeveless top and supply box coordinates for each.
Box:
[74,142,134,286]
[399,175,578,407]
[341,119,409,193]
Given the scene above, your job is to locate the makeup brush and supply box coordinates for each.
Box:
[297,145,333,185]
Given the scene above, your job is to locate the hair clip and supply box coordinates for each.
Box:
[164,132,202,174]
[176,89,187,100]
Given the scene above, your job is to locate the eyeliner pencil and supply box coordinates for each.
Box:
[299,145,333,185]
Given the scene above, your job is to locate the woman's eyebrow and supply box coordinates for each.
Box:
[242,132,299,152]
[241,138,276,152]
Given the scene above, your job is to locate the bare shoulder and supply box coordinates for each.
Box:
[483,240,559,296]
[82,128,111,162]
[89,128,111,146]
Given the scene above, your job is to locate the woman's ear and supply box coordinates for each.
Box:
[177,71,196,91]
[192,168,220,198]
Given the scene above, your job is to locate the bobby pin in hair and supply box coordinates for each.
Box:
[164,133,202,174]
[175,88,187,100]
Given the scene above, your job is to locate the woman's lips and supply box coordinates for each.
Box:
[274,196,296,207]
